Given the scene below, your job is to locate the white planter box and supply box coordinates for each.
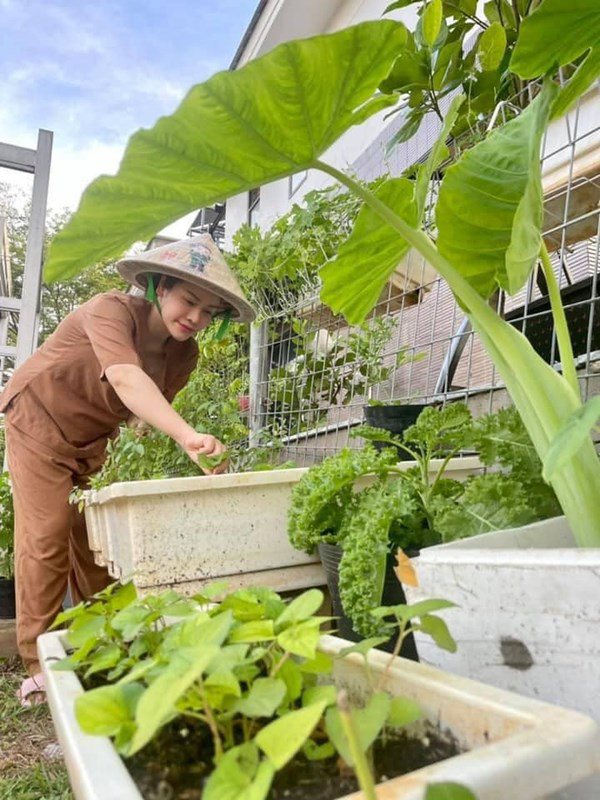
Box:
[84,468,325,595]
[84,458,481,596]
[39,629,600,800]
[405,516,600,799]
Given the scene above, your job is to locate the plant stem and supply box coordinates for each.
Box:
[539,242,580,397]
[199,684,223,762]
[337,690,378,800]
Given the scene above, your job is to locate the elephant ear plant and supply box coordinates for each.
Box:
[45,2,600,547]
[51,581,469,800]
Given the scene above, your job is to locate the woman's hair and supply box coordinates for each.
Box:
[153,274,180,290]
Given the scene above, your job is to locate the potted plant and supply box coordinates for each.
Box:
[266,315,413,437]
[288,403,560,653]
[0,471,15,620]
[38,581,600,800]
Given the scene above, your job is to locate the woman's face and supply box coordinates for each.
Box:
[157,279,228,341]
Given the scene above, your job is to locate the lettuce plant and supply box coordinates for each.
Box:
[288,403,559,635]
[44,4,600,546]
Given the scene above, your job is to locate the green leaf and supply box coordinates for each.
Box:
[84,644,123,677]
[416,614,457,652]
[75,683,143,737]
[229,619,276,644]
[234,678,287,718]
[387,696,422,727]
[129,644,219,754]
[302,684,338,708]
[543,396,600,481]
[550,50,600,120]
[278,659,304,704]
[45,20,407,281]
[205,668,242,702]
[320,178,417,324]
[423,0,443,47]
[256,701,328,768]
[338,637,390,657]
[436,81,558,298]
[275,589,324,629]
[203,742,275,800]
[510,0,600,80]
[425,783,478,800]
[372,598,456,621]
[477,22,506,71]
[276,619,322,659]
[66,614,105,648]
[298,651,334,675]
[302,739,337,761]
[325,691,391,766]
[414,94,463,220]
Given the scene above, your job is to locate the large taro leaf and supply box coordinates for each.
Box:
[45,21,407,282]
[510,0,600,120]
[436,80,557,298]
[320,95,461,325]
[319,178,416,324]
[510,0,600,79]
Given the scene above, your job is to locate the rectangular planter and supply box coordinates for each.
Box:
[39,630,600,800]
[84,468,325,595]
[84,459,481,597]
[404,516,600,799]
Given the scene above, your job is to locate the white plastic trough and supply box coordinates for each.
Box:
[39,630,600,800]
[84,458,482,597]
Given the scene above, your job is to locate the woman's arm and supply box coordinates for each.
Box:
[105,363,227,473]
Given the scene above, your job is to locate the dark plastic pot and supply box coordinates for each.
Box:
[0,577,16,620]
[363,403,428,459]
[318,542,419,661]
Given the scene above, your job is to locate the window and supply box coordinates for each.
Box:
[248,187,261,227]
[289,170,308,198]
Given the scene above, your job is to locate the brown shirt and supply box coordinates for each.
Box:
[0,291,198,456]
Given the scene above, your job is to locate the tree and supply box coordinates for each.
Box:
[0,181,126,346]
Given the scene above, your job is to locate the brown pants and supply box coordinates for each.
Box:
[5,414,112,675]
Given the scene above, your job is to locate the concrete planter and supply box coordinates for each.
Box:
[84,459,481,597]
[405,516,600,799]
[39,629,600,800]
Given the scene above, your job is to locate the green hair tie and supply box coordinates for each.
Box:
[214,309,232,341]
[145,274,161,310]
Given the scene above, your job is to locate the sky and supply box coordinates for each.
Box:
[0,0,257,235]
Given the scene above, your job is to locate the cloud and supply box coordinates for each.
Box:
[1,0,255,219]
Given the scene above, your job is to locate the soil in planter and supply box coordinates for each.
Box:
[126,716,461,800]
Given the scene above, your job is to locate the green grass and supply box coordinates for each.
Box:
[0,657,73,800]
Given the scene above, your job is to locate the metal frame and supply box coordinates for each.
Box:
[0,129,53,379]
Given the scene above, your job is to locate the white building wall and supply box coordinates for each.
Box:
[223,0,420,248]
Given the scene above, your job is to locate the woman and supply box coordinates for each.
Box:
[0,234,255,703]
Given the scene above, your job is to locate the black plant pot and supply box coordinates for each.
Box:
[363,403,428,460]
[318,542,419,661]
[0,577,16,620]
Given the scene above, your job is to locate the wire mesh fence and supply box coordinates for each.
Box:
[250,81,600,467]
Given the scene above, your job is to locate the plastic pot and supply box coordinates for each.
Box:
[318,542,419,660]
[363,403,429,459]
[0,576,16,619]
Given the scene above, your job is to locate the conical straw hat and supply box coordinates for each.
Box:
[117,234,255,322]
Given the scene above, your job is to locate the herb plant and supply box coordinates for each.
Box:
[288,403,560,636]
[52,581,460,799]
[226,184,363,319]
[0,472,14,580]
[267,315,414,436]
[45,5,600,547]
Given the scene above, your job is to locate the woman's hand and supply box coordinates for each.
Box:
[179,431,229,475]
